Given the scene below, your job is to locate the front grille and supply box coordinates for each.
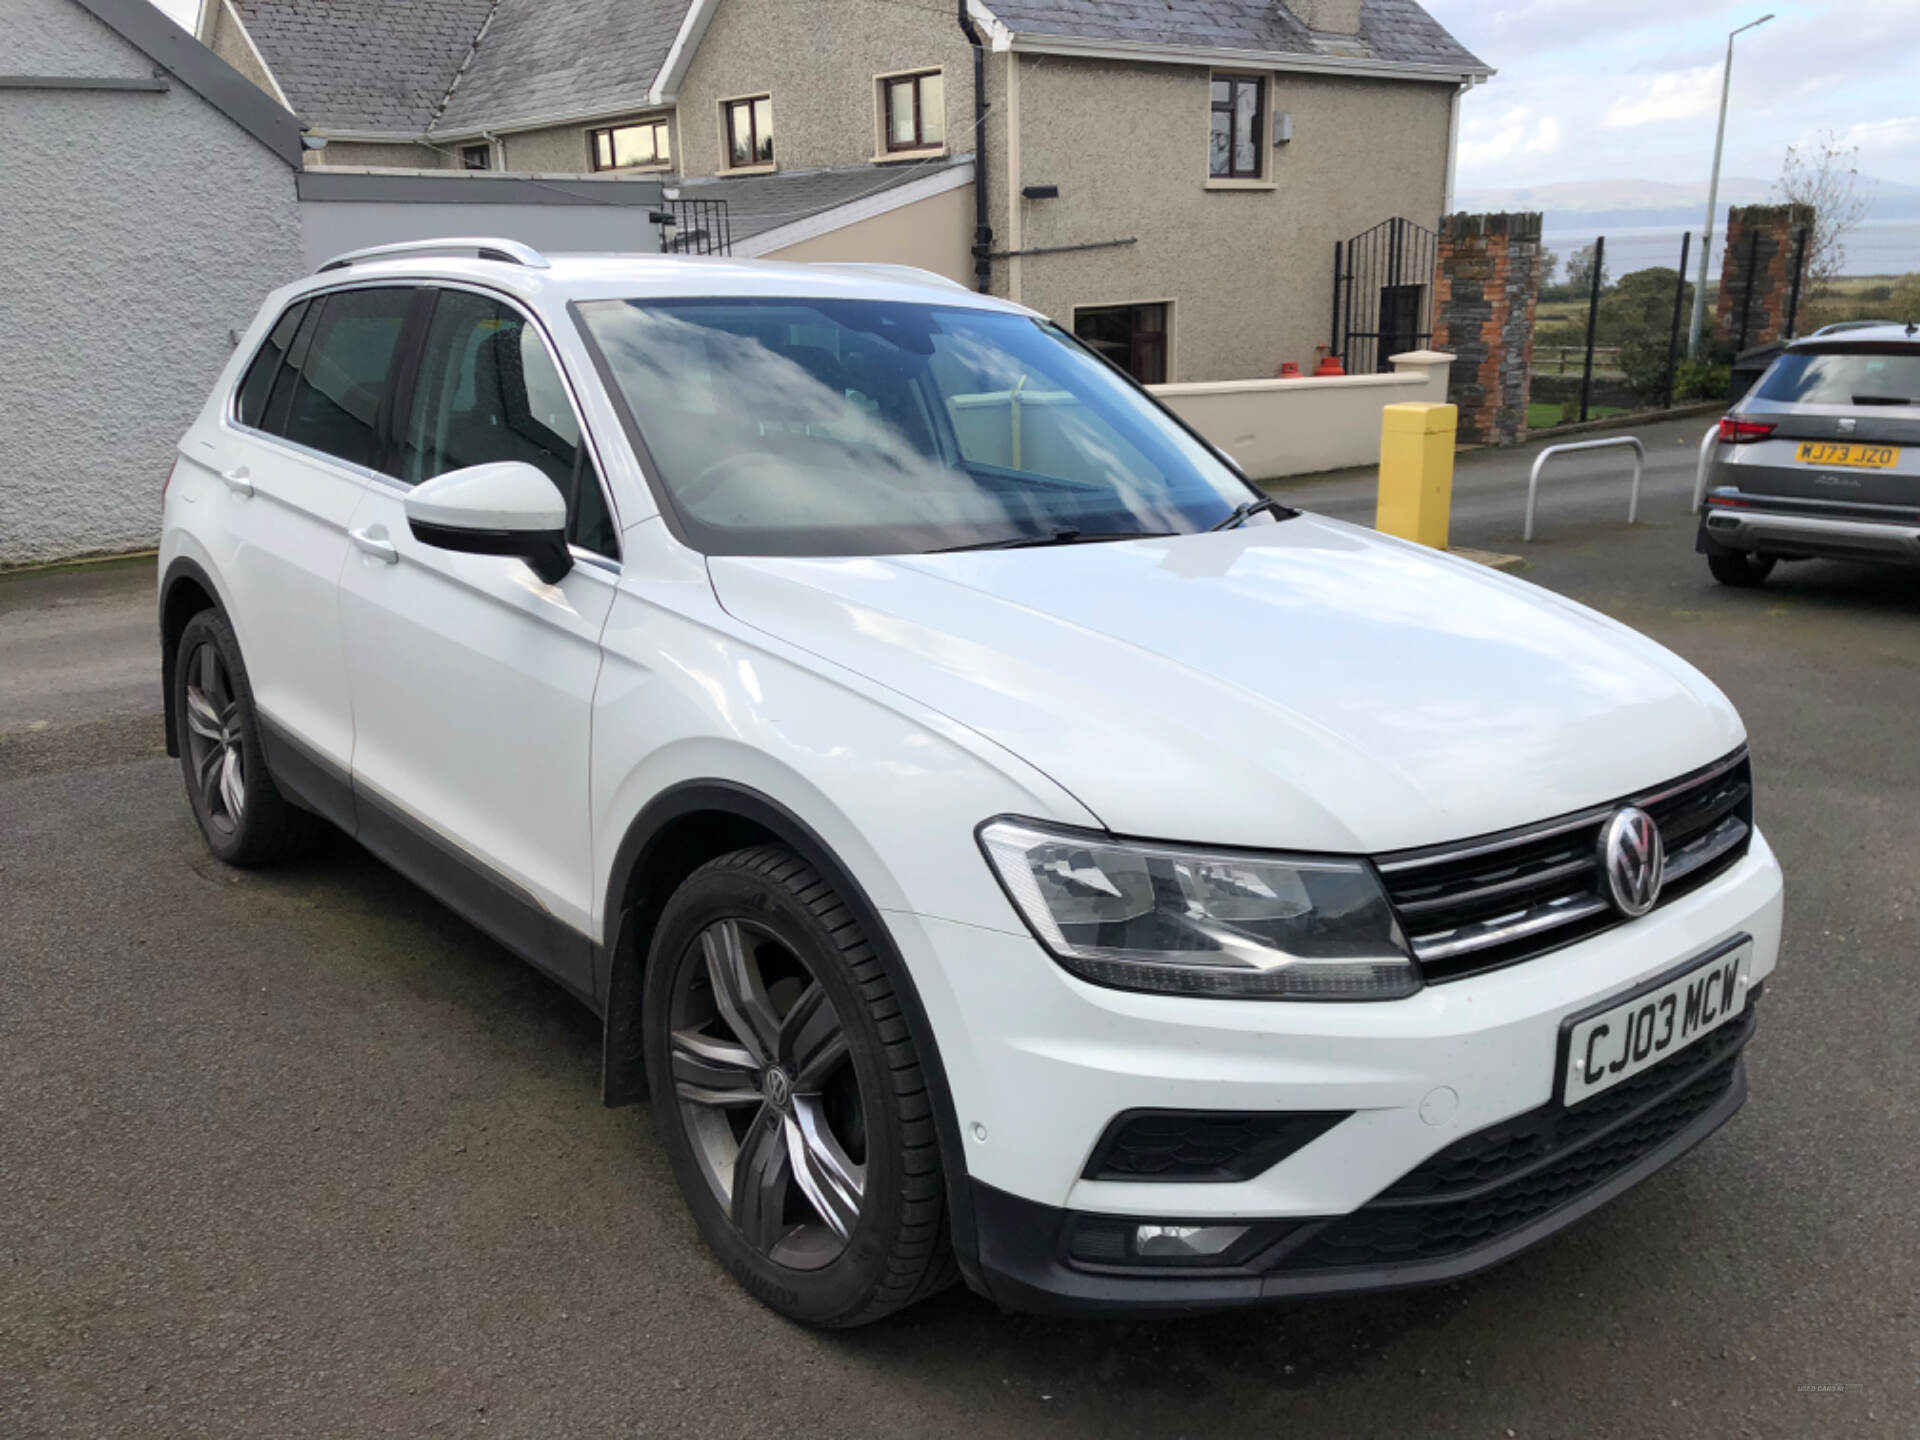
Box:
[1083,1109,1350,1183]
[1377,750,1753,981]
[1271,1004,1754,1273]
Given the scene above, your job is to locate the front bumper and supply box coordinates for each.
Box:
[890,831,1782,1313]
[971,1007,1752,1314]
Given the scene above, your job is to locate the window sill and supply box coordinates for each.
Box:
[593,163,674,176]
[1204,177,1277,191]
[718,162,778,177]
[871,147,949,165]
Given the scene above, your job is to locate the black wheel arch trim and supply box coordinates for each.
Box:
[599,778,985,1295]
[159,555,233,758]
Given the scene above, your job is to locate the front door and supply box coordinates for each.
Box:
[338,287,622,998]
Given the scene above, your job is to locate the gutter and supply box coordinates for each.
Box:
[998,30,1493,85]
[958,0,994,293]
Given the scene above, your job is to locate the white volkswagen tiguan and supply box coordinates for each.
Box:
[160,240,1783,1325]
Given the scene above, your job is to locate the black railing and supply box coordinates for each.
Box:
[651,198,732,256]
[1332,217,1438,374]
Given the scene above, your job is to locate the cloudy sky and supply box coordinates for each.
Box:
[1426,0,1920,191]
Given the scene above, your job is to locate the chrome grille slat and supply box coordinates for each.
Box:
[1378,750,1754,982]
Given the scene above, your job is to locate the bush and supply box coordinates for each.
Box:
[1673,357,1731,403]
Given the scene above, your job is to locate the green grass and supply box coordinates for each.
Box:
[1528,402,1629,430]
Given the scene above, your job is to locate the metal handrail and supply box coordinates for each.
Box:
[1525,436,1646,542]
[1693,424,1720,513]
[316,237,551,273]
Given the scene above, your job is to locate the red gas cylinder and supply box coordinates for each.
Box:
[1278,361,1302,379]
[1313,346,1345,377]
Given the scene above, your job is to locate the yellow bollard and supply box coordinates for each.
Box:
[1375,402,1457,550]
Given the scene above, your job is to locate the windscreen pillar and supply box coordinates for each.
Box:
[1376,402,1458,550]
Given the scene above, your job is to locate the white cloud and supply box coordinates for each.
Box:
[1602,64,1721,130]
[1834,115,1920,158]
[1459,107,1564,169]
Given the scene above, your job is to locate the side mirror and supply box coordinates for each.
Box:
[404,462,573,584]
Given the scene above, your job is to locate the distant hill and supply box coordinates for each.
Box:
[1457,176,1920,230]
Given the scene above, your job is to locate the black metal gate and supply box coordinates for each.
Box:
[652,197,732,255]
[1331,218,1437,374]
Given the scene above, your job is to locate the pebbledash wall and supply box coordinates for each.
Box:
[1,0,305,568]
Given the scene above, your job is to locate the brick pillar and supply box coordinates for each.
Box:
[1715,203,1815,351]
[1434,212,1543,447]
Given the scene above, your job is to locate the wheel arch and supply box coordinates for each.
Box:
[598,778,985,1294]
[158,555,230,758]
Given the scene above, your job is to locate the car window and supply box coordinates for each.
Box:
[1753,347,1920,407]
[280,289,415,470]
[401,290,617,559]
[234,300,307,430]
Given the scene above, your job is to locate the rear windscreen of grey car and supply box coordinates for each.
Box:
[1754,346,1920,407]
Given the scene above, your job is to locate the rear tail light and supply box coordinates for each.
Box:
[1717,416,1775,444]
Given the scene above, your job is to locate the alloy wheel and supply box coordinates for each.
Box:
[183,641,246,835]
[669,917,867,1270]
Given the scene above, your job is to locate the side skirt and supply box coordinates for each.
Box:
[256,715,599,1009]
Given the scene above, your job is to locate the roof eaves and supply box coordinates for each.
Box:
[1002,28,1493,82]
[68,0,304,166]
[647,0,720,106]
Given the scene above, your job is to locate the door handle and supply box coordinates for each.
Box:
[220,466,253,497]
[350,525,399,564]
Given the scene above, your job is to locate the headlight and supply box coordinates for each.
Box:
[978,819,1418,1001]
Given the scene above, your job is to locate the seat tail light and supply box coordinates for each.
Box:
[1717,416,1775,444]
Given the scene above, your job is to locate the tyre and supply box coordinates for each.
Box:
[1707,549,1776,587]
[643,846,955,1327]
[173,609,321,866]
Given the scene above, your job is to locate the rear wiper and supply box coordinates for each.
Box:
[931,528,1177,553]
[1852,394,1914,406]
[1210,494,1294,530]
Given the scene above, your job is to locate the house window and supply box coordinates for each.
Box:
[723,95,774,169]
[882,70,945,152]
[590,118,671,172]
[1209,74,1264,179]
[460,143,492,170]
[1074,303,1169,386]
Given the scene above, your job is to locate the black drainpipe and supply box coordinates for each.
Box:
[958,1,993,292]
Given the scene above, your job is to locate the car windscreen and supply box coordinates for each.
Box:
[1752,346,1920,407]
[574,297,1260,556]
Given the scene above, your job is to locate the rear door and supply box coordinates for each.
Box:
[1728,344,1920,505]
[187,287,418,811]
[337,286,620,997]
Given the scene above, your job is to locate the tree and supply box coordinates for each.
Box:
[1564,242,1610,300]
[1774,131,1877,290]
[1538,245,1560,292]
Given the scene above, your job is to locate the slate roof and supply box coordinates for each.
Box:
[983,0,1487,73]
[433,0,695,135]
[232,0,497,133]
[673,156,974,247]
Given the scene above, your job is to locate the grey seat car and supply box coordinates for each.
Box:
[1698,322,1920,585]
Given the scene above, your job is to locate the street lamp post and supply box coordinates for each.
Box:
[1687,14,1774,359]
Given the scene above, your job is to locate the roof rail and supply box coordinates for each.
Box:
[316,237,551,274]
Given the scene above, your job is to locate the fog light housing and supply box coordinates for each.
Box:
[1066,1216,1291,1269]
[1134,1223,1248,1258]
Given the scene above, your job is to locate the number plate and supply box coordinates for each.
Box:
[1795,441,1898,469]
[1562,939,1752,1106]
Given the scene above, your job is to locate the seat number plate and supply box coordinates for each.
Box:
[1795,441,1897,469]
[1562,940,1752,1106]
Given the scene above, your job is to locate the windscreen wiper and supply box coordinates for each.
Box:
[931,528,1178,553]
[1852,394,1914,406]
[1210,494,1294,530]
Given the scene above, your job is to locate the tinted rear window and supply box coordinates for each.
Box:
[280,289,416,470]
[235,301,306,430]
[1753,347,1920,407]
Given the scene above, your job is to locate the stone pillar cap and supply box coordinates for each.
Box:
[1389,350,1457,365]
